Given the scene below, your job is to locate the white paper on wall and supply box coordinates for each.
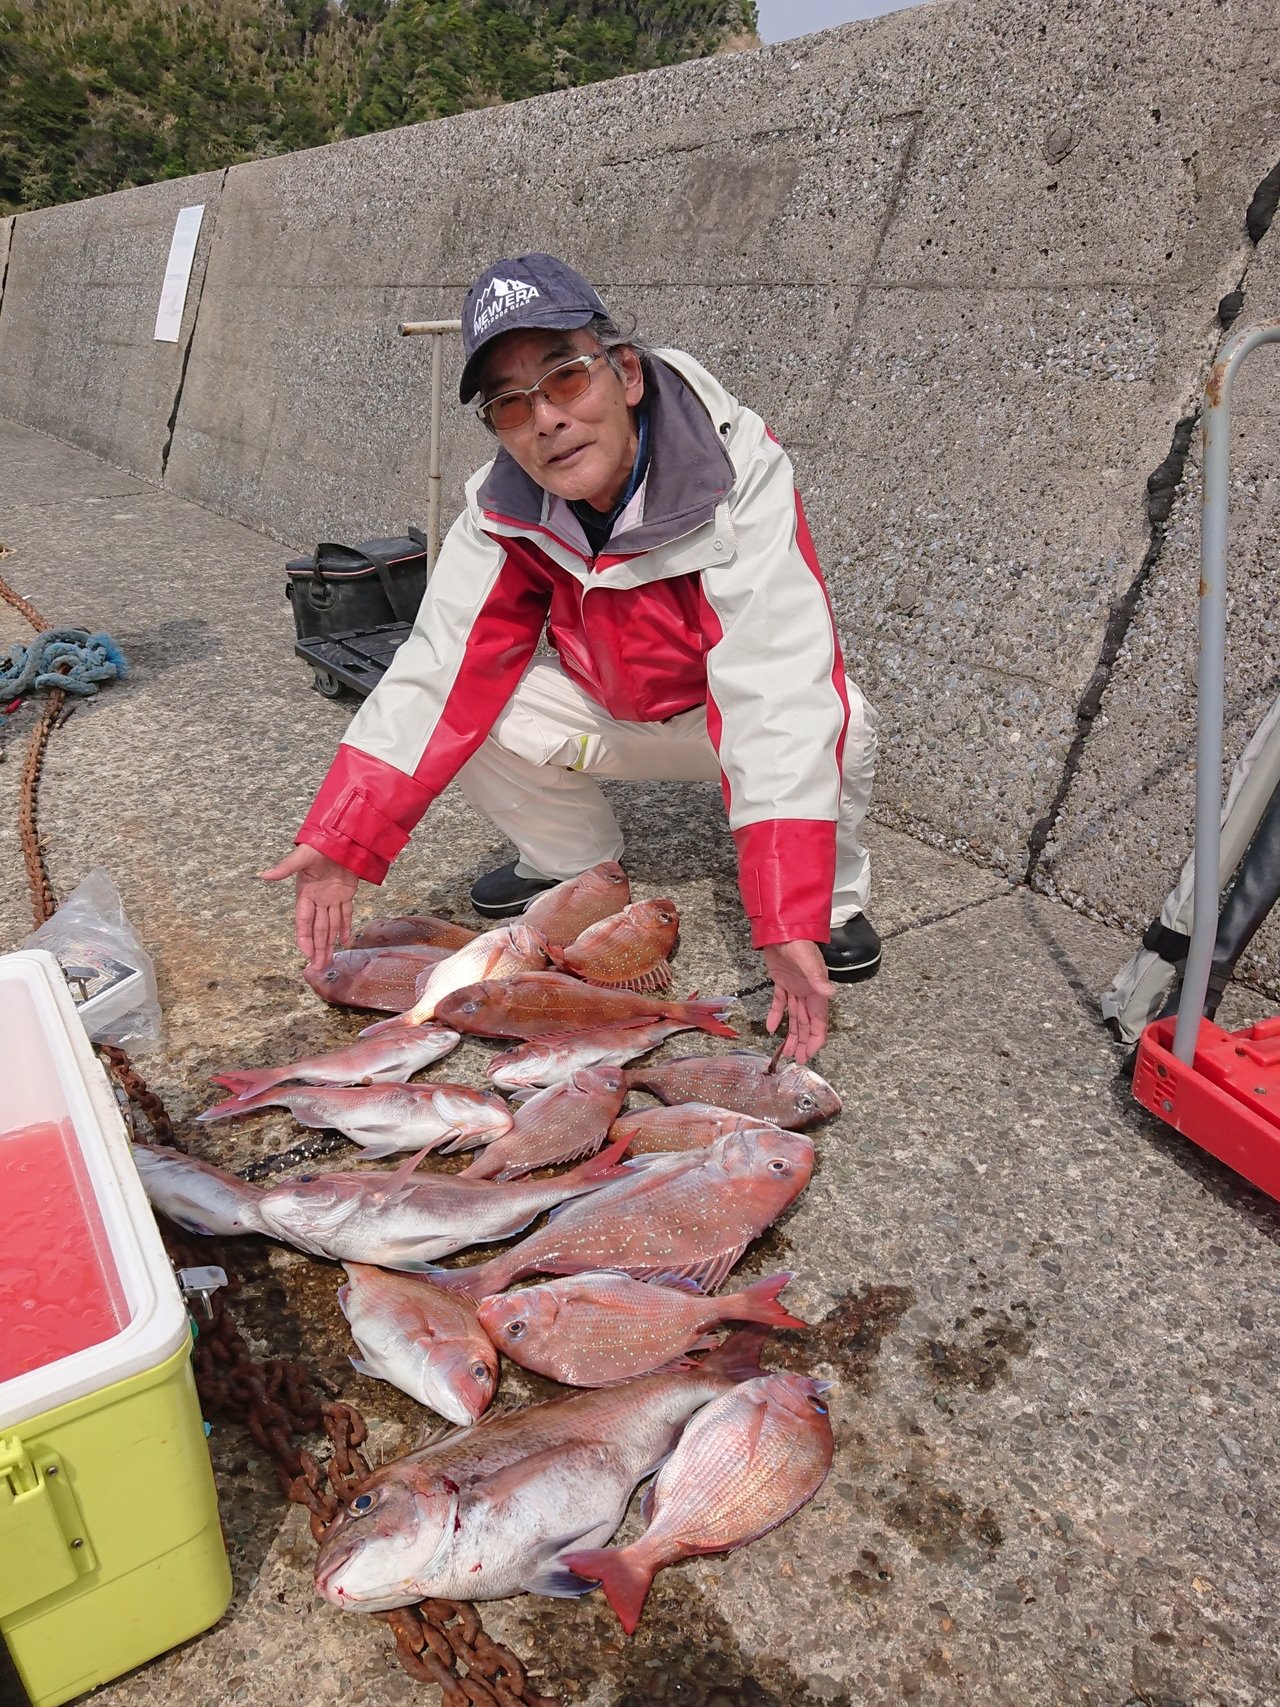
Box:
[153,204,205,343]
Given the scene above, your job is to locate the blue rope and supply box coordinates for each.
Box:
[0,628,129,725]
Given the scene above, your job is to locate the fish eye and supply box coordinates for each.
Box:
[350,1492,376,1515]
[470,1360,492,1384]
[807,1395,828,1414]
[797,1094,817,1113]
[767,1157,790,1174]
[504,1319,527,1339]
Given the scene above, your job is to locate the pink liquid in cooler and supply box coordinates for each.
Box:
[0,1119,127,1382]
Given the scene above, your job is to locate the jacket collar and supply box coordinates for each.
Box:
[476,354,735,558]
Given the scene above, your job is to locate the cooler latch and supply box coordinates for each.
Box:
[176,1264,228,1320]
[0,1437,96,1618]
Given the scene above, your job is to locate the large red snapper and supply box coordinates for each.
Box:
[209,1024,460,1100]
[130,1143,267,1237]
[545,899,680,993]
[368,924,549,1028]
[196,1082,512,1161]
[313,1330,766,1610]
[521,860,630,948]
[608,1102,762,1155]
[477,1270,806,1386]
[564,1371,834,1633]
[303,946,452,1011]
[338,1264,497,1425]
[256,1137,631,1269]
[350,915,477,951]
[488,1019,692,1092]
[426,1126,813,1299]
[455,1067,627,1182]
[625,1051,841,1129]
[436,973,737,1041]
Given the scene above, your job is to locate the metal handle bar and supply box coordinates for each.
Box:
[1173,317,1280,1063]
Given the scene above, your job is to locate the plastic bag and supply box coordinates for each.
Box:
[22,868,162,1048]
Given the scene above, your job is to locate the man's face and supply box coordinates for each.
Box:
[478,327,644,512]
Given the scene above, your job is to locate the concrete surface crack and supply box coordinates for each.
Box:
[881,887,1009,943]
[160,168,228,482]
[0,220,13,324]
[1023,403,1199,884]
[1024,158,1279,889]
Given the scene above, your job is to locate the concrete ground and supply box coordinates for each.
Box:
[2,415,1279,1707]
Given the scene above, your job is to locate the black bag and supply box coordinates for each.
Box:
[285,529,429,642]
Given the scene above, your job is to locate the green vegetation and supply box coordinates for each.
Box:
[0,0,758,213]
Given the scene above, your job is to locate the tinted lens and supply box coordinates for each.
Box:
[482,356,595,431]
[485,393,533,431]
[540,362,594,406]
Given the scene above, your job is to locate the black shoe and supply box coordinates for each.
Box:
[822,913,882,983]
[470,860,560,918]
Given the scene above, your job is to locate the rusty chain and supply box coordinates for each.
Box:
[5,554,560,1706]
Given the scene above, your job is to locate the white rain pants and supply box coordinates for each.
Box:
[456,660,878,928]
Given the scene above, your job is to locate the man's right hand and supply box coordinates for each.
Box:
[260,845,360,969]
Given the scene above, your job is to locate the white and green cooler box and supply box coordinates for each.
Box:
[0,949,231,1705]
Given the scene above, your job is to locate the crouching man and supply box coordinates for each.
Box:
[265,254,880,1063]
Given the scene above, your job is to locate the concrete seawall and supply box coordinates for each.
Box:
[1,0,1278,988]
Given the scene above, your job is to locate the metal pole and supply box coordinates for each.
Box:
[398,318,463,576]
[428,332,444,572]
[1172,319,1280,1065]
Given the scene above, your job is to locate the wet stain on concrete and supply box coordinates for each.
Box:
[774,1282,916,1387]
[881,1470,1003,1563]
[918,1303,1035,1391]
[112,616,222,673]
[845,1546,895,1596]
[519,1576,851,1706]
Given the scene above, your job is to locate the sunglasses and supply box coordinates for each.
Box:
[476,351,606,432]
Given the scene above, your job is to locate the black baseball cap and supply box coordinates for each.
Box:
[459,253,611,403]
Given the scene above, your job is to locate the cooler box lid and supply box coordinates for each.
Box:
[0,950,188,1429]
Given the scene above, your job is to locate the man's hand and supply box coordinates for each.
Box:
[761,940,834,1066]
[261,845,360,969]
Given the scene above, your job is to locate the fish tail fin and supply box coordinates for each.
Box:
[677,996,739,1039]
[698,1324,770,1383]
[724,1271,808,1331]
[196,1086,281,1122]
[414,1260,505,1300]
[456,1152,500,1180]
[359,1013,409,1039]
[561,1546,655,1635]
[209,1069,278,1099]
[564,1130,632,1185]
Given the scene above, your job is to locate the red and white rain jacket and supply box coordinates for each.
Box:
[296,349,850,948]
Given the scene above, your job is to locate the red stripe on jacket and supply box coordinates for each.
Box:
[296,545,551,881]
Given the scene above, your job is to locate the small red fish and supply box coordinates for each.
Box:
[454,1068,628,1181]
[545,899,680,992]
[303,946,451,1012]
[489,1019,694,1091]
[477,1270,806,1385]
[435,973,737,1042]
[608,1102,762,1155]
[625,1052,841,1129]
[209,1024,459,1099]
[564,1371,834,1632]
[350,915,477,951]
[521,860,631,947]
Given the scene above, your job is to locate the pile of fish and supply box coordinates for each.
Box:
[133,861,842,1635]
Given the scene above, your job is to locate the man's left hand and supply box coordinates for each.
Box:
[762,940,834,1065]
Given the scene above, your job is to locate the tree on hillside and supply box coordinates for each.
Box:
[0,0,759,214]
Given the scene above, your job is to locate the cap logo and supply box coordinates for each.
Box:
[472,276,541,338]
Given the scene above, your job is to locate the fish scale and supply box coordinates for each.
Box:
[429,1127,814,1300]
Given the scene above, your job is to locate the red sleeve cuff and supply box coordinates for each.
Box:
[296,745,436,885]
[732,819,836,948]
